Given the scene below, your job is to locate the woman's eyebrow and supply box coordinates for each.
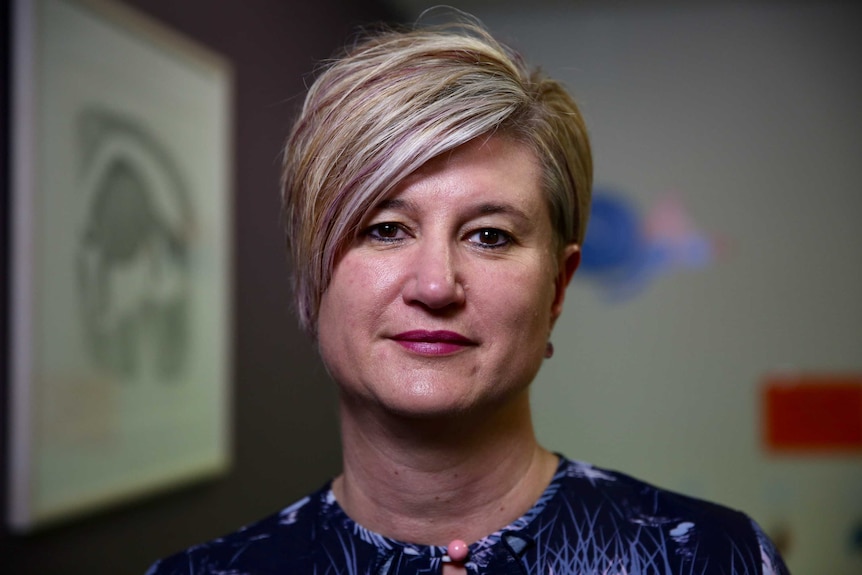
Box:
[471,202,531,224]
[372,198,531,223]
[373,198,416,213]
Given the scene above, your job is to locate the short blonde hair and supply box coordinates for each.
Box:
[281,18,592,335]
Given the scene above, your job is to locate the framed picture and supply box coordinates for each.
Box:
[8,0,233,531]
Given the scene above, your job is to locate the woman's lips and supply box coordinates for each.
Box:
[390,330,477,355]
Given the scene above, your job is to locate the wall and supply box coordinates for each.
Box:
[395,1,862,573]
[1,1,401,573]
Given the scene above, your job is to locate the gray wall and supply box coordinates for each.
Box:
[1,1,401,573]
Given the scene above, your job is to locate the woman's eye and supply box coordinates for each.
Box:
[367,222,404,241]
[468,228,510,248]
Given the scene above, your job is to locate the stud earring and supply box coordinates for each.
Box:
[545,341,554,358]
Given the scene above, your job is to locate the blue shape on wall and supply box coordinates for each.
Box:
[578,188,720,301]
[579,193,642,274]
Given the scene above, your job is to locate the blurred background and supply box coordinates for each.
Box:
[2,1,860,574]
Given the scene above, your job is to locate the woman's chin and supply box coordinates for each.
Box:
[358,381,526,423]
[372,387,479,420]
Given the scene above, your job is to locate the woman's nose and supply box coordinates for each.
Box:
[401,240,466,310]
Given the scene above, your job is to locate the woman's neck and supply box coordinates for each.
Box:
[332,390,558,547]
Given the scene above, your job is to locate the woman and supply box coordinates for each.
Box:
[149,18,789,575]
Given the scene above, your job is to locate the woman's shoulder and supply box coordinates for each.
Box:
[557,457,748,523]
[551,456,790,575]
[144,486,327,575]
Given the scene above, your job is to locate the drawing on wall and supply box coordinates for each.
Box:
[577,188,723,301]
[77,109,192,382]
[8,0,232,531]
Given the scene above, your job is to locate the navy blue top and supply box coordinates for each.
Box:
[147,456,789,574]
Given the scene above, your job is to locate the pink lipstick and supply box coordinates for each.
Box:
[391,330,476,355]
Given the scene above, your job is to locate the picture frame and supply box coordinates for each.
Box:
[8,0,233,531]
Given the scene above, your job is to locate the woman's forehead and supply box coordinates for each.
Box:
[388,136,540,195]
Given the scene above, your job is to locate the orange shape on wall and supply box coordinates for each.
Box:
[763,374,862,452]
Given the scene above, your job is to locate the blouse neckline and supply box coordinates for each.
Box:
[319,455,570,569]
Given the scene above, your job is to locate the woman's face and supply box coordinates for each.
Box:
[316,136,579,418]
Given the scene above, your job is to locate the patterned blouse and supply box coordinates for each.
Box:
[147,456,789,574]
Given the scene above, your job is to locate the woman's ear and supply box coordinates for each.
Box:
[550,243,581,326]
